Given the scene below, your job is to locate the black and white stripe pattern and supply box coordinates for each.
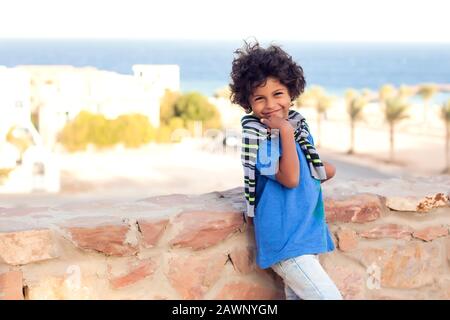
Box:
[241,109,327,218]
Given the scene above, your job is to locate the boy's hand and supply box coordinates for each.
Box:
[260,116,293,132]
[261,115,300,189]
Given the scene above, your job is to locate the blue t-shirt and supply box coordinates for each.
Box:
[254,133,335,269]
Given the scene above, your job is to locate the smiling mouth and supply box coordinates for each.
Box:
[262,109,282,116]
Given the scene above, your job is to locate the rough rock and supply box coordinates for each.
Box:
[325,194,385,223]
[0,229,58,265]
[169,211,243,250]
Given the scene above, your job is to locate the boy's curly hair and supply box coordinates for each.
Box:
[229,41,306,113]
[230,41,306,113]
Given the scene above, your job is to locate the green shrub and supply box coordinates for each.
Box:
[160,91,222,132]
[160,89,181,125]
[112,114,156,148]
[6,126,34,156]
[59,90,223,151]
[0,168,14,184]
[155,125,173,143]
[58,111,155,152]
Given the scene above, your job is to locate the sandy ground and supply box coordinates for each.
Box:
[314,119,448,175]
[0,112,448,207]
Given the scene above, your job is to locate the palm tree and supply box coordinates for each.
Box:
[384,96,410,163]
[399,85,416,99]
[295,91,313,109]
[379,84,397,102]
[378,83,397,118]
[345,89,367,154]
[417,84,438,124]
[316,95,333,147]
[295,86,333,147]
[313,87,333,148]
[441,99,450,174]
[295,86,321,108]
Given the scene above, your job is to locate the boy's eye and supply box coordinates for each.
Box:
[275,92,283,95]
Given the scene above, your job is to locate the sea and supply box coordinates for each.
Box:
[1,39,450,102]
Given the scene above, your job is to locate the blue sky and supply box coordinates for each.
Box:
[1,0,449,42]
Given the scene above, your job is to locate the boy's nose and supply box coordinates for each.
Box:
[265,97,278,109]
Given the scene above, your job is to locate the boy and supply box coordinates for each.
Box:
[230,41,342,300]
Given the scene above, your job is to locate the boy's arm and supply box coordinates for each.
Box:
[275,125,300,188]
[260,117,300,188]
[320,161,336,183]
[308,134,336,184]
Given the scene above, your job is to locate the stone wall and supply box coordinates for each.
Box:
[0,176,449,300]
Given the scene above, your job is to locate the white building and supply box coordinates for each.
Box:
[0,66,60,193]
[132,64,180,93]
[132,64,180,128]
[20,64,180,149]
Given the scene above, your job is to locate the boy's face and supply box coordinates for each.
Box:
[249,77,292,120]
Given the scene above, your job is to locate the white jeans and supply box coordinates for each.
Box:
[271,254,343,300]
